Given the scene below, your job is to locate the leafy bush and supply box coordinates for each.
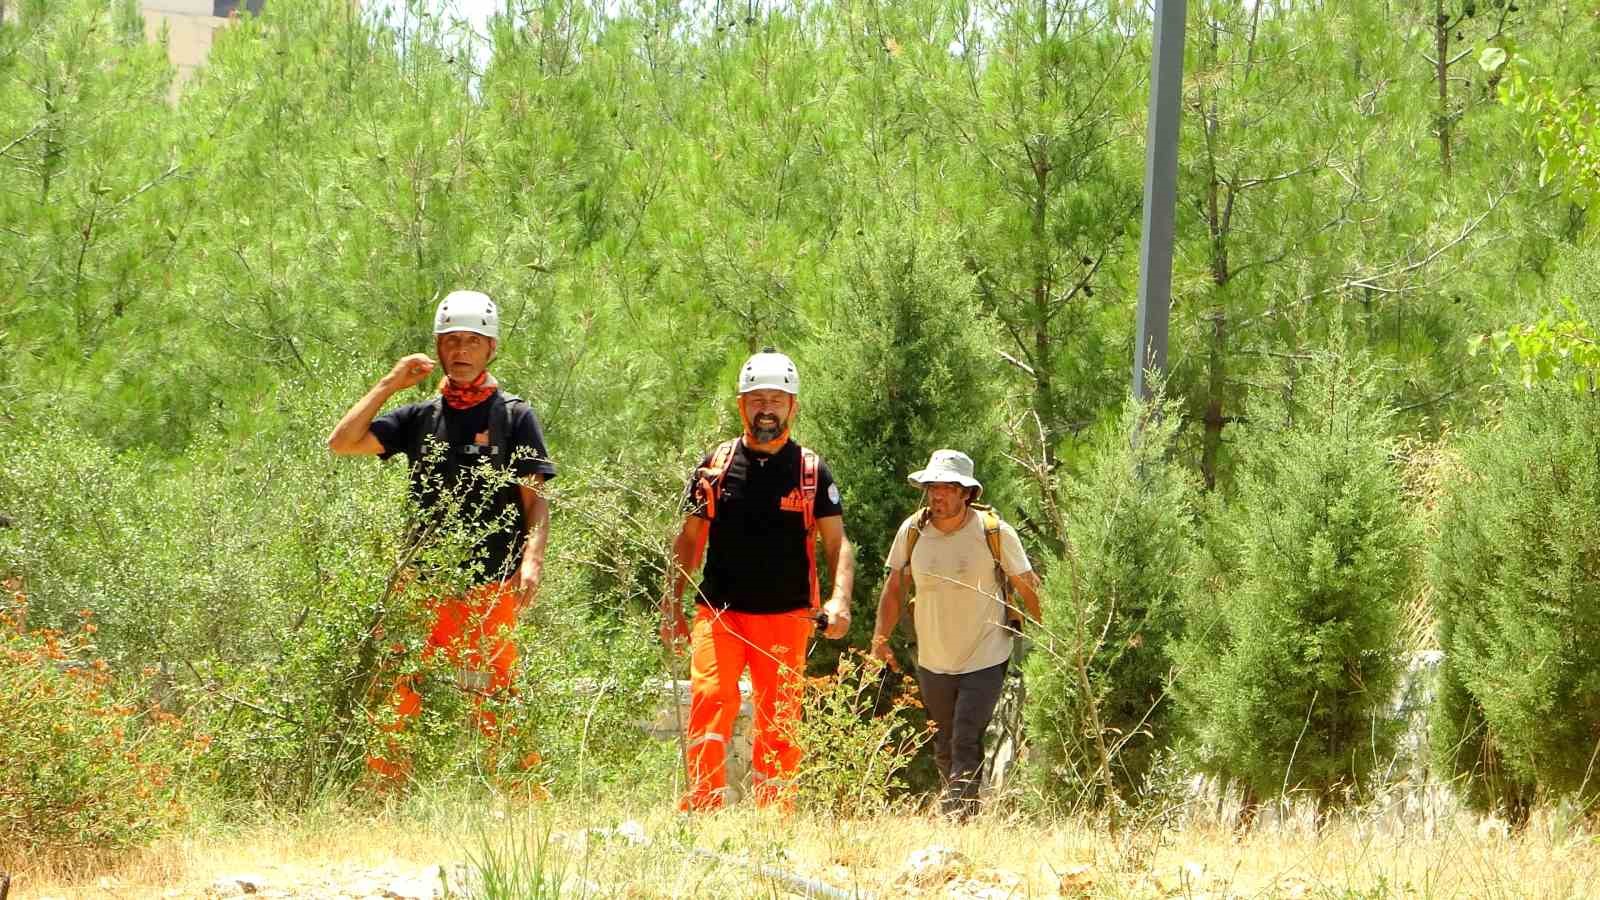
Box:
[1024,396,1198,811]
[0,586,191,864]
[1173,352,1417,809]
[1429,384,1600,821]
[0,394,670,808]
[791,651,930,817]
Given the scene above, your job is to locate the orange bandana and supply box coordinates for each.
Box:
[441,371,497,409]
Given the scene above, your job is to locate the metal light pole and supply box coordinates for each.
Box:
[1132,0,1187,401]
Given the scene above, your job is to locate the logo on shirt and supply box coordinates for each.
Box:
[828,484,840,505]
[779,488,809,514]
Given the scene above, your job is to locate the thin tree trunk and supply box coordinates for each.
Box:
[1435,0,1452,175]
[1201,310,1226,490]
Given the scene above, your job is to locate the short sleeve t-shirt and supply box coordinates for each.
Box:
[370,390,556,584]
[681,439,843,614]
[884,510,1031,675]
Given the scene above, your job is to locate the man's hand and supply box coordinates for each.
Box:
[870,633,898,670]
[822,596,851,640]
[660,601,690,651]
[384,353,436,391]
[328,355,436,455]
[515,556,543,610]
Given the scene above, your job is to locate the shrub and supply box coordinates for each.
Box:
[1429,385,1600,821]
[1172,351,1417,809]
[803,223,1010,663]
[0,392,671,809]
[791,651,930,817]
[1024,396,1198,811]
[0,586,191,864]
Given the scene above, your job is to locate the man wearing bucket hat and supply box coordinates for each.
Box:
[661,349,855,811]
[328,289,556,778]
[870,449,1040,820]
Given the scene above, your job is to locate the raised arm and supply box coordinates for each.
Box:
[327,354,435,455]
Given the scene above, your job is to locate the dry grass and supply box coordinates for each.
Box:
[12,800,460,899]
[14,792,1599,899]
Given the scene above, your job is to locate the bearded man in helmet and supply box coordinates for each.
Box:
[327,290,556,778]
[661,349,855,811]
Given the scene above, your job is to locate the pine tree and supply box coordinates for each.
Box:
[1174,349,1417,809]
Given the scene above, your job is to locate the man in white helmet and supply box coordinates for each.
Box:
[661,349,855,811]
[327,290,556,779]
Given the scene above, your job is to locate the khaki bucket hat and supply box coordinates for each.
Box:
[907,449,983,498]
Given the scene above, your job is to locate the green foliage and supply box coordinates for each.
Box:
[791,651,929,818]
[1173,351,1417,806]
[1024,396,1198,811]
[0,594,189,863]
[1469,300,1600,389]
[804,222,1010,657]
[1429,385,1600,818]
[1471,45,1600,392]
[1494,48,1600,209]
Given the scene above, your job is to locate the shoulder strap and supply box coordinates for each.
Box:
[972,503,1020,628]
[972,504,1005,571]
[799,447,820,532]
[413,396,447,458]
[696,438,741,522]
[488,391,526,466]
[899,507,932,597]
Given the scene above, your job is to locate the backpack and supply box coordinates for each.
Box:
[902,503,1020,631]
[694,437,823,607]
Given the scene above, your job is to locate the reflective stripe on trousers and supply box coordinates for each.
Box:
[680,605,812,811]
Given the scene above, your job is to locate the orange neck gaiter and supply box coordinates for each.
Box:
[441,371,497,409]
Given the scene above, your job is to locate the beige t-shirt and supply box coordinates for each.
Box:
[884,510,1032,675]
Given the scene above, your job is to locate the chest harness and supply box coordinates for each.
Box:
[695,438,823,609]
[408,390,527,474]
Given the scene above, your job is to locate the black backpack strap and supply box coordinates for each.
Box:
[488,390,523,466]
[409,395,448,460]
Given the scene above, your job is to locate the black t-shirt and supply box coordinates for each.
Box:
[371,390,556,584]
[681,439,844,614]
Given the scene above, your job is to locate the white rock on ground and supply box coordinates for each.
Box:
[895,845,970,888]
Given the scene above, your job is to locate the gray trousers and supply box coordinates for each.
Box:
[917,660,1008,819]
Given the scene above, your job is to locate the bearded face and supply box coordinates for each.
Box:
[741,389,795,444]
[923,482,973,520]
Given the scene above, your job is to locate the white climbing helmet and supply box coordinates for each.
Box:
[738,349,799,395]
[433,290,499,340]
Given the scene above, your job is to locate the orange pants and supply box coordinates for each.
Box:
[681,605,813,811]
[367,579,521,778]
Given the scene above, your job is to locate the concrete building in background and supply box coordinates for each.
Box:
[140,1,263,85]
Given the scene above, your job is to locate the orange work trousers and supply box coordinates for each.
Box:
[681,605,814,811]
[367,579,521,779]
